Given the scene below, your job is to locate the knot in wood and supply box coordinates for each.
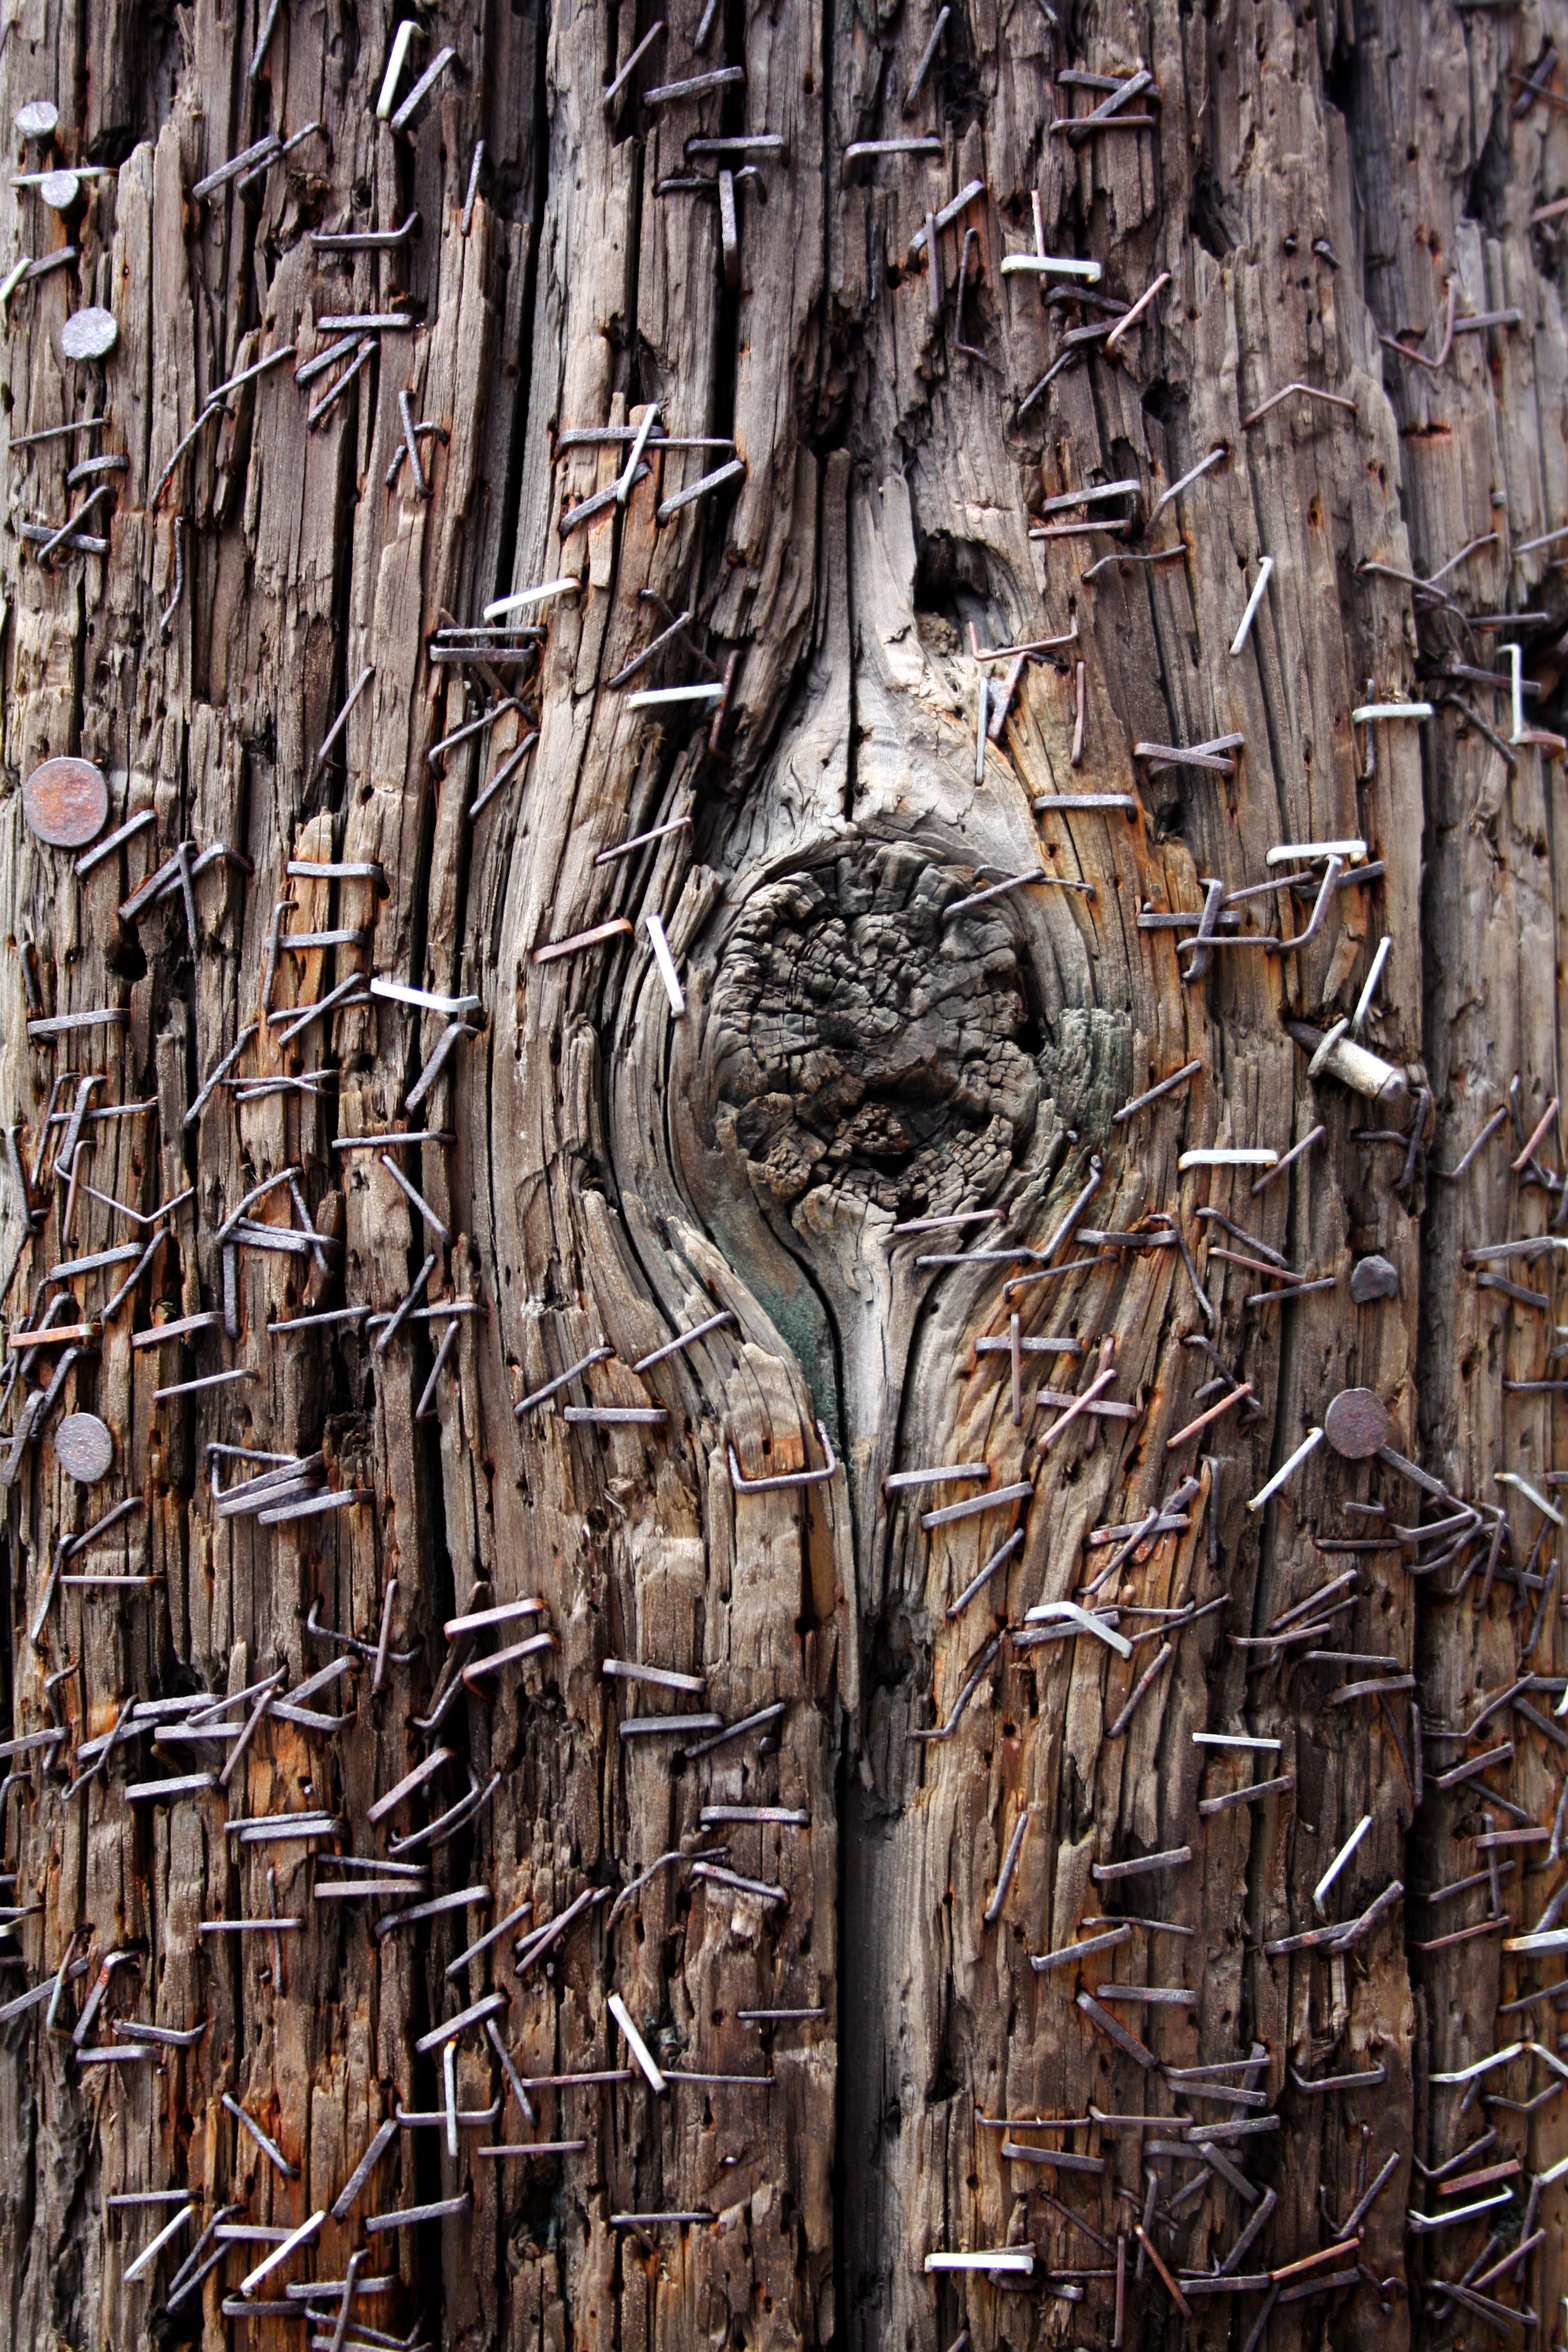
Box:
[707,846,1044,1217]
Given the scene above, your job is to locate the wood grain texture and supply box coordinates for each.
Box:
[0,1,1564,2348]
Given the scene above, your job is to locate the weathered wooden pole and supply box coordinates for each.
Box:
[0,4,1564,2349]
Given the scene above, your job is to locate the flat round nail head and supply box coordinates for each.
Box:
[22,754,108,848]
[61,304,117,361]
[54,1411,115,1484]
[38,168,81,212]
[15,101,60,140]
[1322,1387,1390,1460]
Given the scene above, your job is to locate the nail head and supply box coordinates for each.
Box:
[38,168,81,212]
[1322,1387,1390,1460]
[1349,1254,1400,1304]
[23,755,108,848]
[53,1411,115,1482]
[60,304,118,361]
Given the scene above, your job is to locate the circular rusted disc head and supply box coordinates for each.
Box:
[37,167,80,211]
[54,1411,113,1484]
[16,100,59,140]
[23,754,107,848]
[1324,1386,1391,1460]
[60,303,116,361]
